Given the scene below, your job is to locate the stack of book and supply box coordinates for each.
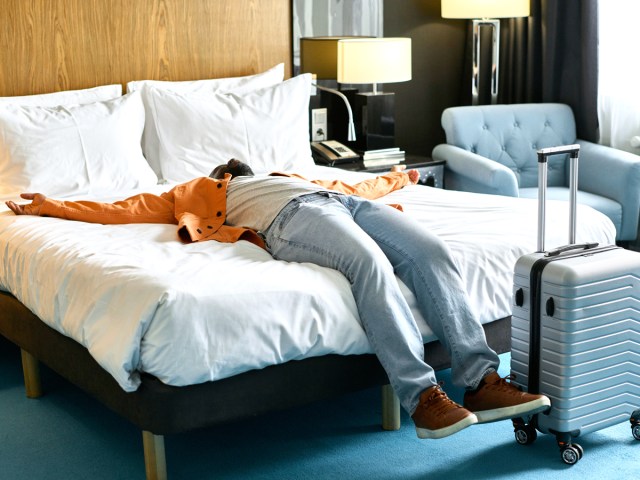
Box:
[361,148,405,168]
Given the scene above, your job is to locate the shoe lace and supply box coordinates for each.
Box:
[425,383,460,416]
[487,374,518,393]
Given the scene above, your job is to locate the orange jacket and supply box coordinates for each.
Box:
[38,171,413,248]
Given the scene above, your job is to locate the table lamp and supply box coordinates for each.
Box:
[442,0,529,105]
[300,36,369,142]
[337,37,412,151]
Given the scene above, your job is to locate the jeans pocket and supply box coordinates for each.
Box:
[264,199,300,242]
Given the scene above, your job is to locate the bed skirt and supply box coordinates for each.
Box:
[0,290,511,435]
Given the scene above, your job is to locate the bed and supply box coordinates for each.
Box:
[0,2,617,479]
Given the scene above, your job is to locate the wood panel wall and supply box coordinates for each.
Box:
[0,0,291,97]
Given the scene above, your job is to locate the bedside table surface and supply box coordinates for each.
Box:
[318,153,445,189]
[323,154,443,173]
[404,154,444,168]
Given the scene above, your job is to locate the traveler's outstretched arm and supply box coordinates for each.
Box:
[6,191,176,225]
[320,169,420,198]
[272,170,420,200]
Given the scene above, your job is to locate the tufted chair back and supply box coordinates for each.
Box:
[441,104,577,188]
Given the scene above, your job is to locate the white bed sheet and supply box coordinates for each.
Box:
[0,166,616,391]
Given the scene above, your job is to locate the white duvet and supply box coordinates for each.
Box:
[0,165,616,391]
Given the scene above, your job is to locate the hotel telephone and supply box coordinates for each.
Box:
[311,140,360,165]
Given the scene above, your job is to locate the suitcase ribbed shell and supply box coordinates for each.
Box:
[511,247,640,436]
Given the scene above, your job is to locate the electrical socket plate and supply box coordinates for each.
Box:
[311,108,328,141]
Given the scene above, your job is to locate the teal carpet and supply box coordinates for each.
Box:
[1,335,637,479]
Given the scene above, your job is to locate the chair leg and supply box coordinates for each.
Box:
[20,349,43,398]
[381,384,401,431]
[142,431,167,480]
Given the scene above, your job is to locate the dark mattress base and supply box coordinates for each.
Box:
[0,291,511,435]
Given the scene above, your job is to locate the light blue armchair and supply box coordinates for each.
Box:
[432,103,640,242]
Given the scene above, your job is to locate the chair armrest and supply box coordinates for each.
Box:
[432,144,519,196]
[578,139,640,240]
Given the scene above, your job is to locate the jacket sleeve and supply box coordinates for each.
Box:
[38,191,178,225]
[309,171,412,199]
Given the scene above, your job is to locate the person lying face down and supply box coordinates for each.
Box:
[6,158,550,441]
[5,158,418,245]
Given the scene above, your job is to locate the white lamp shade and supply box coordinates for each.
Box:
[337,38,412,85]
[300,36,373,80]
[442,0,530,19]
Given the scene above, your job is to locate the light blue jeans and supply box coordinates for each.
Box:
[263,193,499,414]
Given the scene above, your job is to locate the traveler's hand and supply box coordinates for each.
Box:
[5,193,47,216]
[407,169,420,184]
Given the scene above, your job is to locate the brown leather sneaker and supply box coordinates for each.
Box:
[412,384,478,439]
[463,372,551,423]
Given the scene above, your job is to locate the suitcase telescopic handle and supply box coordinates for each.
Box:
[536,144,580,252]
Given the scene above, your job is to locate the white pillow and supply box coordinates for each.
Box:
[0,91,158,200]
[127,64,285,177]
[147,73,314,182]
[126,63,284,96]
[0,84,122,106]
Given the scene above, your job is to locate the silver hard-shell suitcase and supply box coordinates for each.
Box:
[510,145,640,464]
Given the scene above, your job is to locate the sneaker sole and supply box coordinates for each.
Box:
[415,414,478,440]
[471,397,551,424]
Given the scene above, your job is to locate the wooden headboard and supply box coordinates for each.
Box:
[0,0,292,97]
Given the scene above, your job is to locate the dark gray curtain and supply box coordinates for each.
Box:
[499,0,599,142]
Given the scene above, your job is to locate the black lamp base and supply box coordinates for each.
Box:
[351,92,396,152]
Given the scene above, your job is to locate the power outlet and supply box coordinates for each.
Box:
[311,108,328,142]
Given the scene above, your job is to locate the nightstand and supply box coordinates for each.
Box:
[404,155,445,189]
[325,154,445,189]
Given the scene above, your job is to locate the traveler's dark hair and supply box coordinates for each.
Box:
[209,158,255,179]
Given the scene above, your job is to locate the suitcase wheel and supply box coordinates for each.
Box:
[560,444,583,465]
[556,433,583,465]
[514,423,537,445]
[631,409,640,441]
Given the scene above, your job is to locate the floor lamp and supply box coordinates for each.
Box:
[442,0,529,105]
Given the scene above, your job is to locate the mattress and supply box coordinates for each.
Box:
[0,165,616,392]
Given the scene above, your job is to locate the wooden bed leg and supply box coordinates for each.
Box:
[20,349,43,398]
[381,384,401,431]
[142,431,167,480]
